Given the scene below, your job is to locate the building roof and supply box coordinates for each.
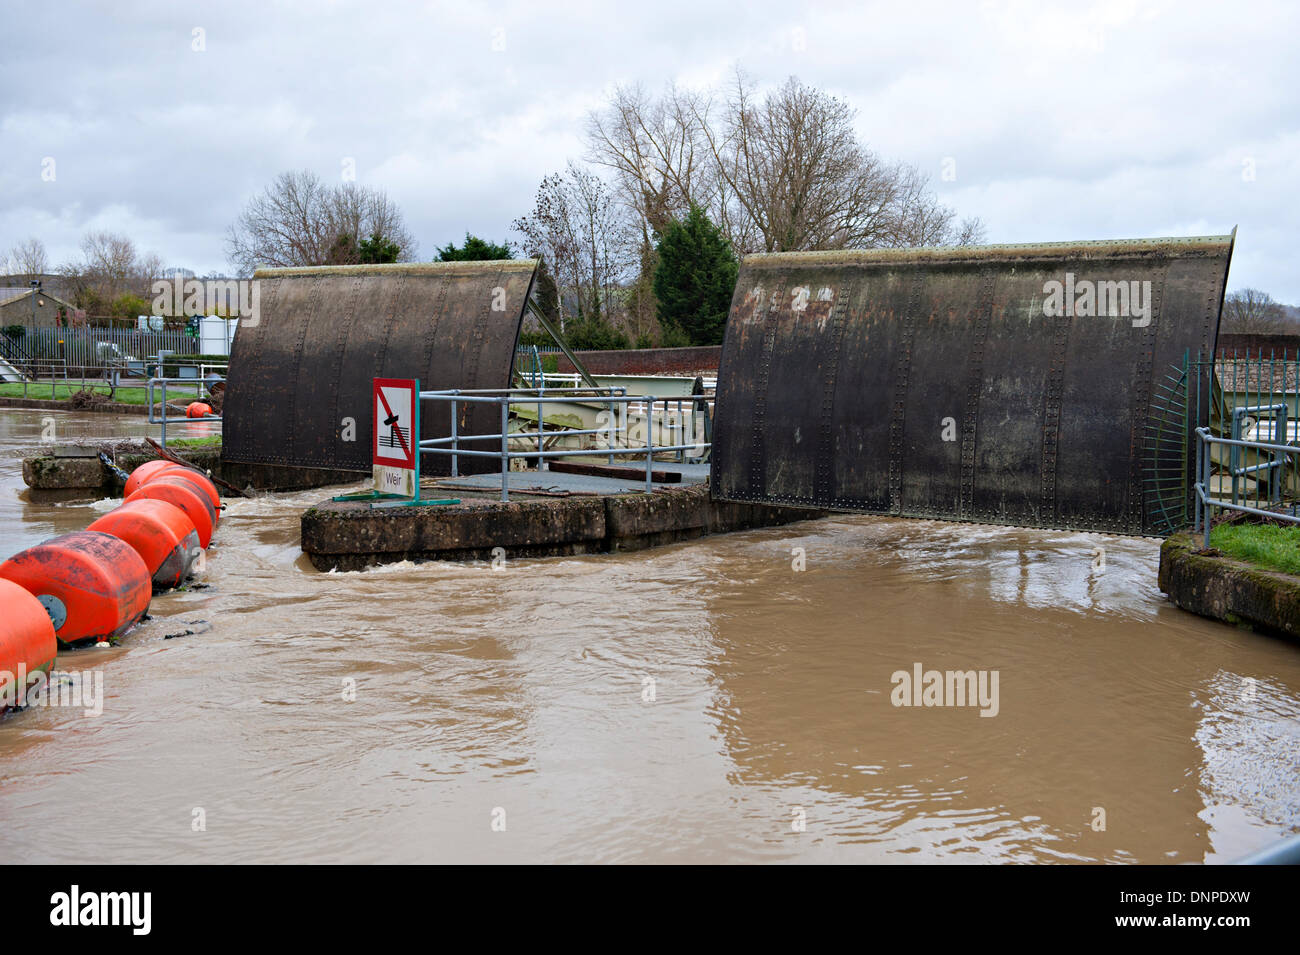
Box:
[0,287,76,310]
[1216,357,1300,395]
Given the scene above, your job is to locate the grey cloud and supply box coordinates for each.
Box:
[1,0,1295,300]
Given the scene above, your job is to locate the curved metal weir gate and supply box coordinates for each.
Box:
[710,234,1235,535]
[222,260,538,488]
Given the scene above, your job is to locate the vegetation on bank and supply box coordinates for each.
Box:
[0,383,151,404]
[1210,522,1300,576]
[165,436,222,449]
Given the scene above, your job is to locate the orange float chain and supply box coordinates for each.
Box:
[122,459,174,498]
[126,477,216,548]
[0,531,151,648]
[0,578,58,713]
[148,465,221,521]
[87,499,201,592]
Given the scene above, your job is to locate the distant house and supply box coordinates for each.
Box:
[0,287,80,328]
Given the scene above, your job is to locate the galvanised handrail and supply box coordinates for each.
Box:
[420,387,710,501]
[1194,426,1300,548]
[1230,404,1289,506]
[146,377,222,448]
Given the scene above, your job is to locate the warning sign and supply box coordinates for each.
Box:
[372,378,419,497]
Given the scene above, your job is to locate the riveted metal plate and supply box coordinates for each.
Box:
[222,260,537,487]
[710,234,1234,535]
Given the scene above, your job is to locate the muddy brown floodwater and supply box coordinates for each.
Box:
[0,408,1298,863]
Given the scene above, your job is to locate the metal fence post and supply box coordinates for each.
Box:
[500,398,510,503]
[1196,428,1206,537]
[537,392,545,471]
[1229,410,1240,507]
[681,397,691,465]
[1274,404,1288,504]
[607,398,616,465]
[1203,434,1212,549]
[645,398,654,493]
[450,396,459,478]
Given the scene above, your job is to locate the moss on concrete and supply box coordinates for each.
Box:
[1159,531,1300,639]
[22,455,106,489]
[22,446,224,494]
[301,482,824,570]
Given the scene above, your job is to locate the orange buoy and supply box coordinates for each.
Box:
[143,473,219,536]
[0,531,151,648]
[123,459,174,498]
[87,499,201,592]
[149,464,221,518]
[127,476,216,548]
[186,402,213,418]
[0,578,58,713]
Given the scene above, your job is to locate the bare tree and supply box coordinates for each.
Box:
[704,73,985,252]
[586,72,984,256]
[76,230,138,302]
[7,237,49,281]
[950,216,988,247]
[513,163,632,330]
[584,84,723,341]
[585,83,717,241]
[1222,288,1293,334]
[883,169,988,247]
[322,182,416,265]
[51,231,169,317]
[225,170,417,275]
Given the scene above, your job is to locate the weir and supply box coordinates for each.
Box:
[221,260,538,489]
[710,233,1235,536]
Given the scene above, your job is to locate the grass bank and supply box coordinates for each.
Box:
[0,383,152,405]
[1210,522,1300,576]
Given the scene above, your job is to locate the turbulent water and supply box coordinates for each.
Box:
[0,408,1298,863]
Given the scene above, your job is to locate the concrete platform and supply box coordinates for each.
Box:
[1160,532,1300,639]
[301,471,824,570]
[23,445,223,496]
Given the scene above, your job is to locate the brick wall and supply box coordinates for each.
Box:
[555,345,723,376]
[1217,333,1300,357]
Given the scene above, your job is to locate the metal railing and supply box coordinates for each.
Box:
[520,370,719,392]
[0,330,38,369]
[13,327,197,369]
[419,387,711,501]
[4,359,68,392]
[0,360,146,401]
[1194,426,1300,547]
[146,377,222,447]
[1228,404,1289,507]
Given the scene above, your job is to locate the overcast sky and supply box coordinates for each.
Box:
[2,0,1296,300]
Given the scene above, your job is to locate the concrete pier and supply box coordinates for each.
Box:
[301,476,824,570]
[1159,531,1300,639]
[23,445,222,495]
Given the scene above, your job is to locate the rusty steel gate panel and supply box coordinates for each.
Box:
[222,260,536,484]
[710,234,1235,535]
